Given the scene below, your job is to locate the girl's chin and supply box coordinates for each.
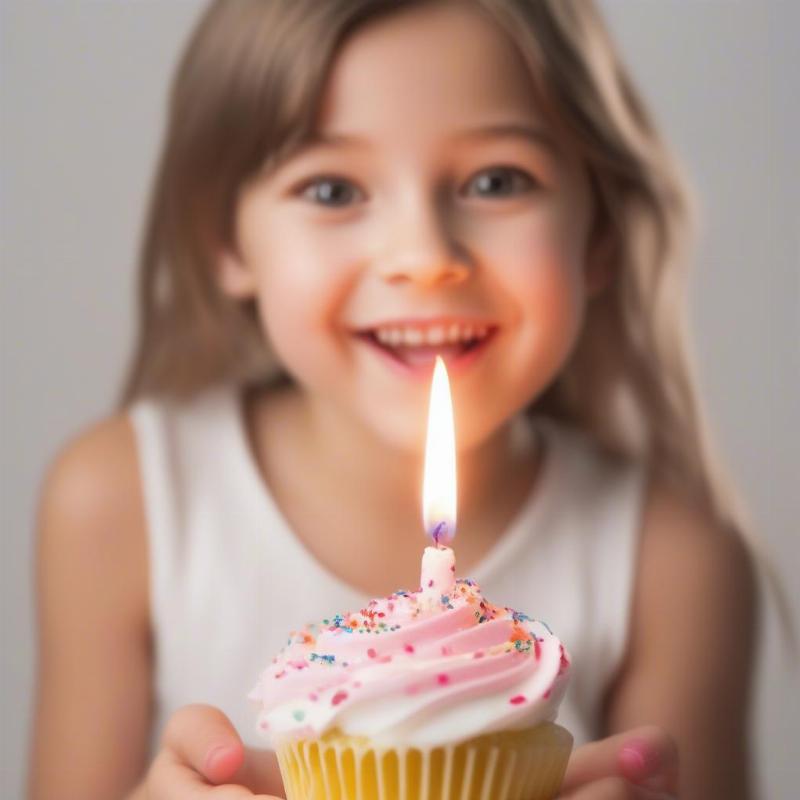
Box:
[359,404,505,456]
[360,411,427,455]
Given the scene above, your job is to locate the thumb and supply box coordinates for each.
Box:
[161,703,245,785]
[561,725,679,795]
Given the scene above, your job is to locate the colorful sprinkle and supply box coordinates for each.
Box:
[437,673,450,685]
[331,690,349,706]
[404,644,415,654]
[309,653,336,665]
[509,695,526,705]
[292,709,306,721]
[367,648,377,659]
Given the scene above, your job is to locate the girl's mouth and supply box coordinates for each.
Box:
[353,320,498,378]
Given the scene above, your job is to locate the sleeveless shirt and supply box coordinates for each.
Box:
[129,383,646,751]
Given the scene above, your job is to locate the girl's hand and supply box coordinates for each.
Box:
[557,725,679,799]
[136,704,284,799]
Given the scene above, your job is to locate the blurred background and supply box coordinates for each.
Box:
[2,1,798,797]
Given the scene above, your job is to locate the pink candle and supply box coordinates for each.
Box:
[420,544,456,600]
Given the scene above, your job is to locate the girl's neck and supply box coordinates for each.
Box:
[291,383,542,543]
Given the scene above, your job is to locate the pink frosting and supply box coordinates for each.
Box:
[250,577,571,748]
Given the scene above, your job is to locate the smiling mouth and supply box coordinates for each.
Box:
[354,320,498,370]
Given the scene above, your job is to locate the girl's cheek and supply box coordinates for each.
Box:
[259,297,336,392]
[530,262,586,372]
[255,256,356,386]
[494,218,588,393]
[501,212,587,317]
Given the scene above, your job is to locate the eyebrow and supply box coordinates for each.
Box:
[297,122,558,156]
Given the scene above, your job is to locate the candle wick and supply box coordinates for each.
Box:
[433,520,446,547]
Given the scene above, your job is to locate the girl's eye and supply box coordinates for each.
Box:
[296,166,537,208]
[464,166,538,198]
[298,176,363,208]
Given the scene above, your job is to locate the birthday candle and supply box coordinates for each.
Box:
[420,357,457,602]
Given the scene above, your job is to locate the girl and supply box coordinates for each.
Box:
[28,1,770,798]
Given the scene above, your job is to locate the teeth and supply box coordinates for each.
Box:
[403,328,424,346]
[426,326,446,346]
[372,323,490,347]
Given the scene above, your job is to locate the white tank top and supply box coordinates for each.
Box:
[129,383,646,751]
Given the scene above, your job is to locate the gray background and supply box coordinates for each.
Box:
[2,1,798,797]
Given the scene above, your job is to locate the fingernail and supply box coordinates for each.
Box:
[620,746,646,774]
[204,744,234,773]
[619,738,660,781]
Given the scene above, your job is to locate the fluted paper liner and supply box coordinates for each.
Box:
[275,722,573,800]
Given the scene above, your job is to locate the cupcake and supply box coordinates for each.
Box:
[249,546,573,800]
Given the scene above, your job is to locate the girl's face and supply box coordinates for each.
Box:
[220,0,598,452]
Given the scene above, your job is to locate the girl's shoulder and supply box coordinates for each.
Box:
[635,476,758,613]
[37,411,148,621]
[39,382,235,554]
[40,412,144,538]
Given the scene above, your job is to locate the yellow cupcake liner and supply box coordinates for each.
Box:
[275,722,573,800]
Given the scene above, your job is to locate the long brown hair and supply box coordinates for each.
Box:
[119,0,794,649]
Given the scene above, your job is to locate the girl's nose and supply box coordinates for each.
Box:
[375,201,472,288]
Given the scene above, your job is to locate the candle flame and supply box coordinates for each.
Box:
[423,356,456,543]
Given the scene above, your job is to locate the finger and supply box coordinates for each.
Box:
[150,751,284,799]
[561,725,678,795]
[160,704,245,785]
[561,775,674,799]
[617,727,678,794]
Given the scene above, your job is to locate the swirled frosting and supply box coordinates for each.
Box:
[250,560,570,748]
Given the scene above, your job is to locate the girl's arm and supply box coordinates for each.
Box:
[602,477,760,800]
[27,416,153,799]
[27,417,286,799]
